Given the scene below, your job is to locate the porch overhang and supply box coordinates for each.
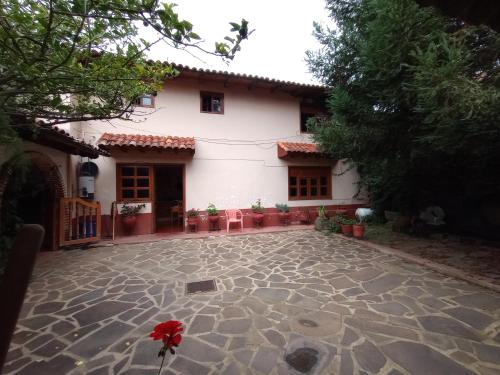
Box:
[17,122,108,159]
[98,133,195,156]
[277,141,329,160]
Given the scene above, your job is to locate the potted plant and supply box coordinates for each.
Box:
[314,205,329,231]
[206,203,220,231]
[353,219,365,238]
[251,199,265,227]
[206,203,219,223]
[120,203,146,233]
[186,208,200,227]
[326,218,341,234]
[299,208,311,224]
[275,203,291,225]
[353,208,373,238]
[340,216,356,236]
[334,213,344,226]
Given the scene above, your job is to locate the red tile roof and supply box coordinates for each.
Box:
[98,133,195,153]
[16,120,108,158]
[170,63,327,90]
[278,142,320,153]
[277,141,326,158]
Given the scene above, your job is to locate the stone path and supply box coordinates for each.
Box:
[4,230,500,374]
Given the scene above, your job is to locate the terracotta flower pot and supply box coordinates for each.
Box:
[122,215,137,234]
[187,217,199,226]
[278,211,291,225]
[252,212,264,226]
[208,215,219,223]
[353,224,365,238]
[341,224,353,236]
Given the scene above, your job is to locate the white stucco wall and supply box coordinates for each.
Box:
[75,78,366,215]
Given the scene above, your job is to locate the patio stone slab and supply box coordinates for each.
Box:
[417,316,480,341]
[371,302,409,316]
[69,321,133,357]
[362,274,407,294]
[382,341,475,375]
[353,340,386,373]
[73,301,136,326]
[16,355,76,375]
[473,343,500,365]
[443,307,495,330]
[250,346,279,374]
[178,337,226,362]
[252,288,290,303]
[5,230,500,374]
[217,319,252,334]
[188,315,215,334]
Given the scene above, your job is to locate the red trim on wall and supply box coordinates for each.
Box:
[100,204,366,238]
[104,213,154,237]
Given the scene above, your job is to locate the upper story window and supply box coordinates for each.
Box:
[200,91,224,114]
[300,113,316,133]
[135,94,155,108]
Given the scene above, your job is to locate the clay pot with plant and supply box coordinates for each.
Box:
[314,205,329,231]
[340,216,355,236]
[353,208,373,239]
[353,221,365,238]
[275,203,291,225]
[251,199,265,227]
[186,208,200,227]
[206,203,219,224]
[120,203,146,233]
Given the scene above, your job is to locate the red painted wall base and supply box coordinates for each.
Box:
[101,204,367,238]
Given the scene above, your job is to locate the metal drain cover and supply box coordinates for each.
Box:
[186,279,217,294]
[285,347,319,373]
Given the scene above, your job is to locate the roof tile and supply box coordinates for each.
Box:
[278,142,320,153]
[98,133,195,152]
[277,141,328,159]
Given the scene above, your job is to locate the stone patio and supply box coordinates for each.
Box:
[4,230,500,374]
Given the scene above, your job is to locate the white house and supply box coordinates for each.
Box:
[70,64,367,236]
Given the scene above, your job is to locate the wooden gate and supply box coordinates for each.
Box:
[59,198,101,246]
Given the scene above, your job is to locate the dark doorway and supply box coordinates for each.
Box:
[1,164,56,250]
[154,165,184,233]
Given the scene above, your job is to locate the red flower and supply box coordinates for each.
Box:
[150,320,183,355]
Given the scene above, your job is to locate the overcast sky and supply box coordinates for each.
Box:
[144,0,333,85]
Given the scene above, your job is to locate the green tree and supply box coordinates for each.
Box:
[0,0,251,140]
[307,0,500,235]
[0,0,251,269]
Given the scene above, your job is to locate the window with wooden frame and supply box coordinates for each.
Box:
[200,91,224,114]
[300,113,315,133]
[117,165,153,201]
[288,166,332,200]
[135,94,155,108]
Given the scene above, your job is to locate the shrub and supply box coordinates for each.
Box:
[251,199,264,213]
[120,203,146,216]
[206,203,218,216]
[187,208,200,218]
[275,203,289,212]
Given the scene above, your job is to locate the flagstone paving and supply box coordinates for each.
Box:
[5,230,500,374]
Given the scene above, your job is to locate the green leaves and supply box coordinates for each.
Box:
[229,22,240,32]
[0,0,251,130]
[308,0,500,216]
[216,18,253,59]
[215,42,229,55]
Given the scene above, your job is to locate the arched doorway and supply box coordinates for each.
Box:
[0,152,65,251]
